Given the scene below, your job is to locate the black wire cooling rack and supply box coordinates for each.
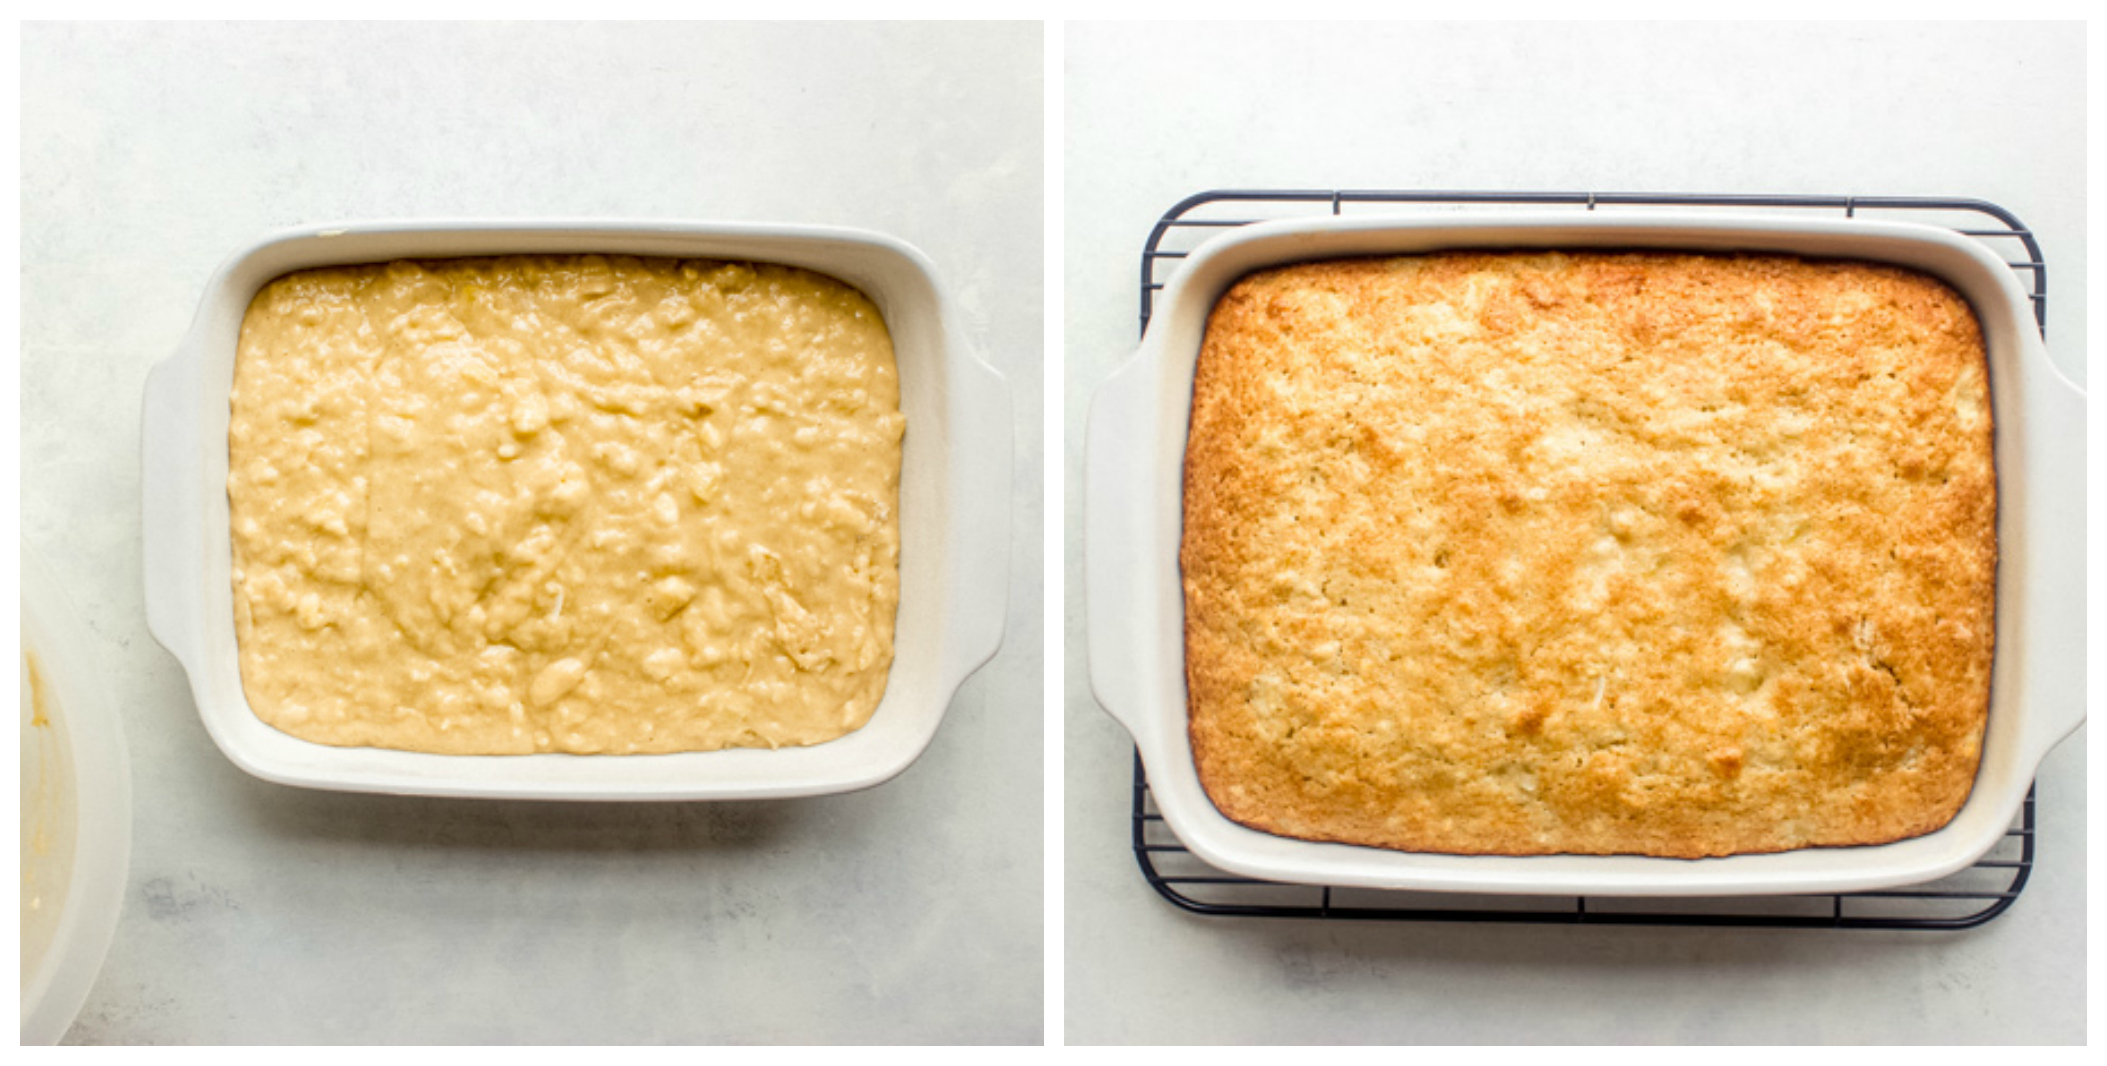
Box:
[1131,189,2042,930]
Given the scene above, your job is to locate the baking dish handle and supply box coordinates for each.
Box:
[1084,348,1166,743]
[139,353,202,668]
[2013,367,2087,769]
[942,352,1012,685]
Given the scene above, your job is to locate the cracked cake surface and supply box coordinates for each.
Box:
[1180,252,1996,857]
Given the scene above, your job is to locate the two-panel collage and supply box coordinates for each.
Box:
[12,20,2091,1046]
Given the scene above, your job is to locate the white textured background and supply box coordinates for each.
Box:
[23,22,1043,1044]
[1063,21,2085,1045]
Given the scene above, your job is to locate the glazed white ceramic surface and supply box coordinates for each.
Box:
[143,220,1009,800]
[21,549,134,1044]
[1086,212,2085,895]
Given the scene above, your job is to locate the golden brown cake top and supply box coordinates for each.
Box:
[1181,252,1995,858]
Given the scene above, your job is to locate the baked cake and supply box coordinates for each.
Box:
[1181,252,1996,857]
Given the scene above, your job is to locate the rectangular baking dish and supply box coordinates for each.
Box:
[143,219,1009,800]
[1086,211,2085,896]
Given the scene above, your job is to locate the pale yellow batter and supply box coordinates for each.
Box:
[228,256,903,754]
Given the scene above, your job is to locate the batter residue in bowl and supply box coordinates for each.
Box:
[22,651,74,980]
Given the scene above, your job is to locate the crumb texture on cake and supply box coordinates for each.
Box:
[1181,252,1996,858]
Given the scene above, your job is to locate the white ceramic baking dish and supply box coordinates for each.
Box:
[143,220,1009,800]
[1086,212,2085,896]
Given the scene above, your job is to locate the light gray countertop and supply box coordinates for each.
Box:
[1061,21,2085,1045]
[23,22,1044,1044]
